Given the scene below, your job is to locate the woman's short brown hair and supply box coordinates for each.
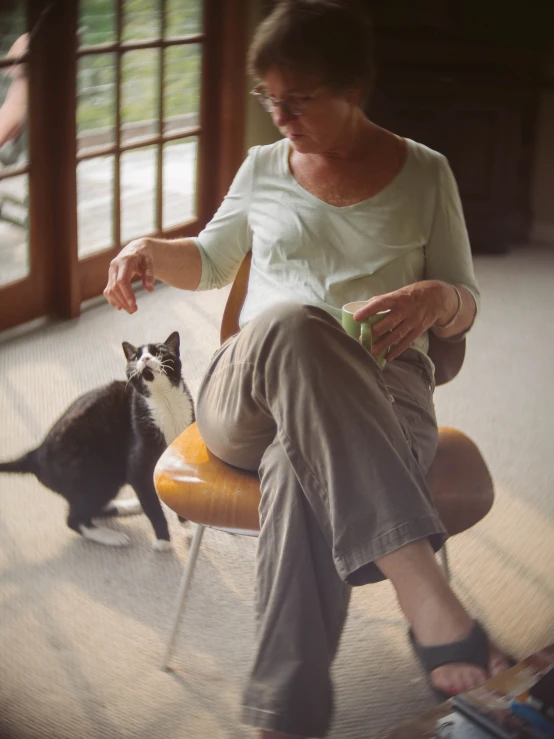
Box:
[248,0,375,105]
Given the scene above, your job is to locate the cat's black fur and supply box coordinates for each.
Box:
[0,331,194,548]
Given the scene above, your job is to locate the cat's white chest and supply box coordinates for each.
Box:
[145,380,194,446]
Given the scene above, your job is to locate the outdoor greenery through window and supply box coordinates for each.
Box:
[77,0,202,258]
[0,8,26,57]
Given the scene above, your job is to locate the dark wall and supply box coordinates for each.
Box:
[366,1,553,252]
[368,0,553,46]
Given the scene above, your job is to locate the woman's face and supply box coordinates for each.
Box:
[260,67,362,155]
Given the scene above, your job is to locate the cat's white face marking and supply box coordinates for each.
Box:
[137,349,152,367]
[135,348,179,393]
[137,349,161,375]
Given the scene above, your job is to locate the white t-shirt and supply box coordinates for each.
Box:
[194,137,480,357]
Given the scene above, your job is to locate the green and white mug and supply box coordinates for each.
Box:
[341,301,390,369]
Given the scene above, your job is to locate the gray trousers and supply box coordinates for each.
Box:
[196,303,447,737]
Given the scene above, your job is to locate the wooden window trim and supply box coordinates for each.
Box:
[0,0,247,331]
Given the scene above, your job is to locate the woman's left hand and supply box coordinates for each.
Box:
[353,280,452,362]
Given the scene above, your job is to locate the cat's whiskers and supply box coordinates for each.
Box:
[157,358,173,377]
[126,366,141,387]
[155,357,171,377]
[146,357,164,375]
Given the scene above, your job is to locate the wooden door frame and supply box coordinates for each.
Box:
[0,0,248,332]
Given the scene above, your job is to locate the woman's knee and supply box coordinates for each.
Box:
[247,302,336,348]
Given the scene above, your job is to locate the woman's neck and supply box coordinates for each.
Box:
[307,117,382,165]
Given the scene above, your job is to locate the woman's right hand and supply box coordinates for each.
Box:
[104,237,156,313]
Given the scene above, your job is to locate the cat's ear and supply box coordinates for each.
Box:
[164,331,180,355]
[122,342,137,361]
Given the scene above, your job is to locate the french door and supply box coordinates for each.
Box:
[0,0,246,332]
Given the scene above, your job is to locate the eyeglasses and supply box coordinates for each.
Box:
[249,85,324,117]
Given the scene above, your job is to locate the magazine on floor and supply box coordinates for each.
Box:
[440,644,554,739]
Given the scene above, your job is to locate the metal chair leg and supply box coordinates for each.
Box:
[439,543,451,582]
[163,523,205,670]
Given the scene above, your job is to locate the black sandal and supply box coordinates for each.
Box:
[409,620,493,702]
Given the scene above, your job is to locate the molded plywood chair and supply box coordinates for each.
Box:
[154,252,494,668]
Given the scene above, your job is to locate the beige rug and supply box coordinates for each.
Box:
[1,246,553,739]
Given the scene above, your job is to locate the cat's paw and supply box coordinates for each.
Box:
[80,525,130,547]
[152,539,172,552]
[110,498,143,516]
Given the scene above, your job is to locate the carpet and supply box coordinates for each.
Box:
[1,246,553,739]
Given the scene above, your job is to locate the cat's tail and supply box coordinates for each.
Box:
[0,450,38,475]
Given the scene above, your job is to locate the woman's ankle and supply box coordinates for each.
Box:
[375,538,473,644]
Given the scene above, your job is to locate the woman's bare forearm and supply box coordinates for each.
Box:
[105,235,203,313]
[431,283,477,340]
[149,236,203,291]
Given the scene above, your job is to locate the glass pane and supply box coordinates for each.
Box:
[122,0,161,42]
[77,53,116,152]
[79,0,116,46]
[166,0,203,36]
[163,44,201,134]
[163,138,197,230]
[77,156,114,258]
[121,49,159,143]
[0,9,25,58]
[121,146,156,243]
[0,174,29,286]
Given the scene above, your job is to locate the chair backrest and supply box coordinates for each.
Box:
[220,251,253,345]
[220,251,465,386]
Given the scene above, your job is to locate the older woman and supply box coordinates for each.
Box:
[105,1,511,737]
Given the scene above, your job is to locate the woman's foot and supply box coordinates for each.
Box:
[410,613,511,696]
[376,539,513,697]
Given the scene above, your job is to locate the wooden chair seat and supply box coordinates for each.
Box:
[155,422,261,535]
[155,422,494,539]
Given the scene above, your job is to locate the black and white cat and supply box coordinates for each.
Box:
[0,331,194,550]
